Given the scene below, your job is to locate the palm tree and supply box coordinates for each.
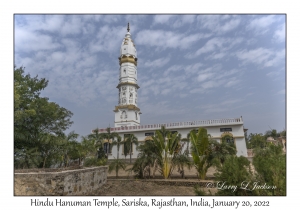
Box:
[108,135,127,178]
[152,126,181,179]
[111,135,123,160]
[108,158,126,178]
[181,129,196,154]
[58,131,79,167]
[88,128,107,158]
[80,136,97,164]
[210,140,237,166]
[173,152,192,178]
[124,134,139,163]
[37,133,63,168]
[265,129,280,140]
[190,128,213,180]
[96,127,119,158]
[130,140,157,178]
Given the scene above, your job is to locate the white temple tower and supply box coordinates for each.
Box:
[114,23,141,127]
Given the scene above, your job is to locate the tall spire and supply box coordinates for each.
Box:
[115,25,141,127]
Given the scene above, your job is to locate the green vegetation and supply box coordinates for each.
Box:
[83,157,107,167]
[190,128,214,179]
[108,135,126,178]
[124,134,139,163]
[214,156,255,196]
[252,144,286,195]
[14,66,73,168]
[14,66,110,169]
[152,126,181,179]
[130,140,157,178]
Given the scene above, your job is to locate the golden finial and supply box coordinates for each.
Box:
[127,22,130,32]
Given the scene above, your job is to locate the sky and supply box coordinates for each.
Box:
[14,14,286,138]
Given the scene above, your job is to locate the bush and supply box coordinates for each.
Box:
[252,144,286,195]
[83,157,107,167]
[194,185,212,196]
[214,156,255,196]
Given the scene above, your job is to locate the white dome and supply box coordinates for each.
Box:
[120,31,137,58]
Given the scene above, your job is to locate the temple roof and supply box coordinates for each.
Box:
[120,23,137,58]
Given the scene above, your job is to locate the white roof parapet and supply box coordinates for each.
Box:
[96,117,243,133]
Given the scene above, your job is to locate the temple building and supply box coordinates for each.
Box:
[96,24,248,159]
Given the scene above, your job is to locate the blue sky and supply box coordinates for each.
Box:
[14,14,286,137]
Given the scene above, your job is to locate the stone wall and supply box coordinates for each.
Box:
[14,166,108,196]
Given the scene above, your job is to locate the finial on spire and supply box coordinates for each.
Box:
[127,22,130,32]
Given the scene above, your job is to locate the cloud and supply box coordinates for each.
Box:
[184,62,204,75]
[221,99,242,105]
[89,25,124,54]
[188,65,241,93]
[185,37,226,59]
[173,15,196,28]
[140,101,185,116]
[248,15,277,29]
[152,15,196,28]
[163,65,183,76]
[219,18,241,33]
[136,29,208,50]
[264,49,285,67]
[224,77,240,87]
[144,57,170,68]
[236,48,285,67]
[277,89,285,95]
[247,15,278,35]
[273,23,285,43]
[15,27,61,53]
[187,36,244,60]
[197,15,241,34]
[205,52,226,60]
[152,15,175,25]
[197,72,214,82]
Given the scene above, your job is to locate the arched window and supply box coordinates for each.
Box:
[135,112,138,120]
[221,133,235,147]
[121,111,127,119]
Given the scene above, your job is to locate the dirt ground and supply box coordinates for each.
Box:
[96,165,217,196]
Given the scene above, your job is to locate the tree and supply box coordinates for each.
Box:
[79,136,98,164]
[108,158,126,178]
[210,140,237,166]
[58,131,79,167]
[91,127,119,158]
[130,140,157,178]
[14,66,73,168]
[190,128,214,180]
[181,129,195,154]
[152,126,181,179]
[109,135,126,178]
[173,151,192,178]
[247,133,267,149]
[88,128,107,159]
[214,156,255,196]
[264,129,280,139]
[124,134,139,163]
[252,144,286,195]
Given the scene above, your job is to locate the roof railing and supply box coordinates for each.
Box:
[93,117,243,133]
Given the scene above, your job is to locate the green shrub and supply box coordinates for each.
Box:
[83,157,107,167]
[214,156,255,196]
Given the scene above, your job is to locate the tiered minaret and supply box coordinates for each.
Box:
[114,23,141,127]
